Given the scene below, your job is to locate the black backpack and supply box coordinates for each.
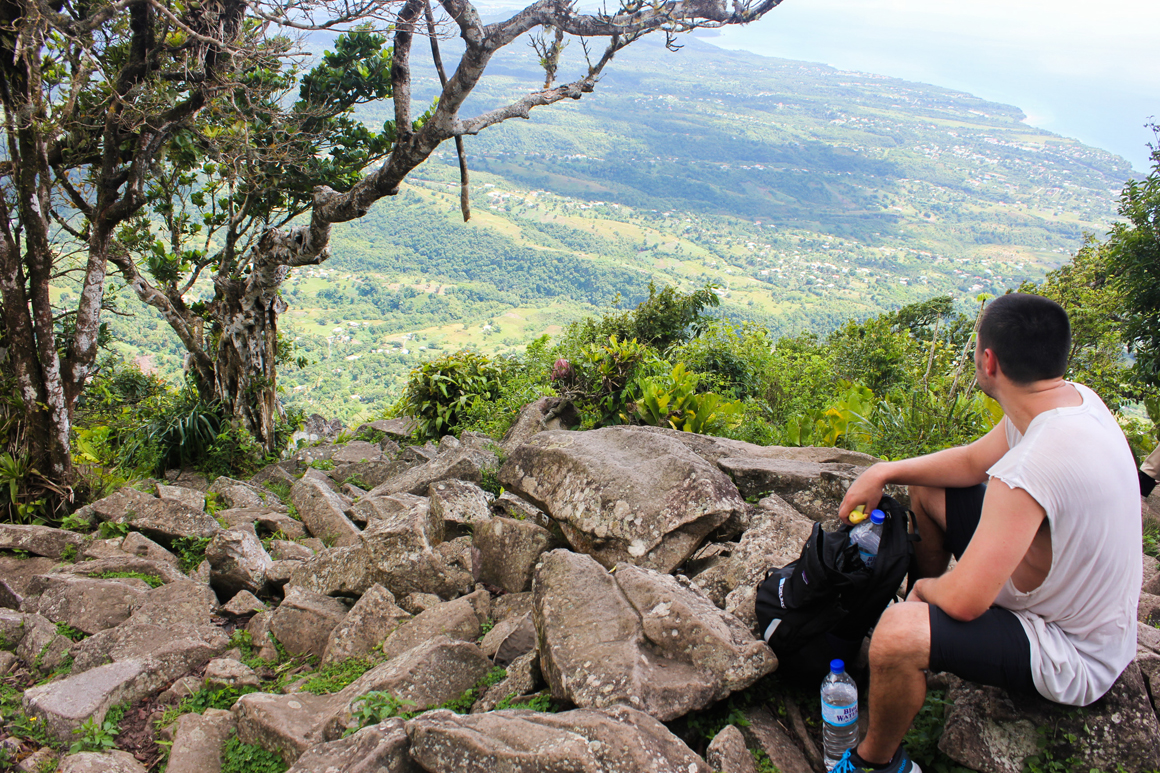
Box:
[753,495,918,678]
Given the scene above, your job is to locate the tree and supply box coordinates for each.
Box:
[0,0,785,510]
[1107,130,1160,391]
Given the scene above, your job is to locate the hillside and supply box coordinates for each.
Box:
[99,36,1131,420]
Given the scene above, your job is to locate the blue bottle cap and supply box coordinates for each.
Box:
[830,659,845,673]
[870,509,886,524]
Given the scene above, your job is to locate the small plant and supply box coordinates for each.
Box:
[400,350,506,441]
[220,735,287,773]
[308,459,335,471]
[494,689,558,712]
[59,511,93,532]
[97,520,131,540]
[204,491,225,515]
[300,657,379,695]
[69,714,119,753]
[479,618,495,638]
[171,536,212,573]
[345,692,416,736]
[59,543,78,563]
[750,748,781,773]
[55,622,88,642]
[97,570,164,588]
[262,480,293,504]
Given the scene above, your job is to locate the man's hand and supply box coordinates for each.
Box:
[839,462,891,524]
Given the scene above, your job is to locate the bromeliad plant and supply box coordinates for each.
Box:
[631,362,743,434]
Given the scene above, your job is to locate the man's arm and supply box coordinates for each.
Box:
[838,421,1011,522]
[910,479,1045,620]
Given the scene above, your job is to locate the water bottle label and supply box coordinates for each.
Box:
[821,700,858,727]
[859,549,876,568]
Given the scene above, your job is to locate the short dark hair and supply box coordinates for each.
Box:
[977,293,1071,384]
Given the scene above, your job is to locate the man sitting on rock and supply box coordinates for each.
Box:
[833,293,1142,773]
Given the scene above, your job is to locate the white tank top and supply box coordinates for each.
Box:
[988,383,1141,706]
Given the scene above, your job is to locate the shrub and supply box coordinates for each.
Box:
[400,350,506,441]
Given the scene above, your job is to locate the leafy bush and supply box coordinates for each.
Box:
[400,350,506,441]
[220,736,287,773]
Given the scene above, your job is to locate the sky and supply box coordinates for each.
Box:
[706,0,1159,172]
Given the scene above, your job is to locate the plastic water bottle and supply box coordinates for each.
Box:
[821,659,859,770]
[849,508,886,568]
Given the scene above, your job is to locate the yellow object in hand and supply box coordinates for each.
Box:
[849,505,868,524]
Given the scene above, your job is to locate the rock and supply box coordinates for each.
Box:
[500,427,743,573]
[119,532,180,566]
[221,590,268,616]
[479,614,528,660]
[158,675,203,705]
[499,396,580,453]
[216,508,305,540]
[291,478,360,547]
[472,650,543,713]
[25,652,215,743]
[166,708,235,773]
[0,578,23,610]
[209,477,270,510]
[250,463,299,493]
[13,613,70,674]
[331,441,384,464]
[265,560,298,588]
[70,622,228,674]
[29,575,149,634]
[247,612,281,662]
[1144,554,1160,595]
[234,637,490,762]
[707,724,758,773]
[204,658,261,689]
[533,550,776,721]
[938,664,1160,773]
[287,545,372,597]
[156,484,207,511]
[128,580,219,628]
[691,502,815,626]
[321,584,411,665]
[341,482,368,499]
[287,718,416,773]
[739,705,813,773]
[350,492,427,524]
[491,614,537,668]
[0,524,87,559]
[366,417,417,440]
[367,446,498,498]
[269,586,351,658]
[164,469,210,491]
[472,516,559,593]
[59,556,187,586]
[399,593,444,615]
[303,467,341,491]
[490,592,532,623]
[0,555,57,599]
[205,529,273,597]
[0,609,29,651]
[89,487,221,545]
[491,492,551,529]
[360,497,474,600]
[15,747,56,772]
[716,456,886,527]
[429,480,492,534]
[405,705,712,773]
[58,751,148,773]
[381,590,488,659]
[269,540,313,561]
[0,650,17,676]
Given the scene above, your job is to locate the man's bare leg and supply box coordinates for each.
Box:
[856,601,932,765]
[909,485,951,579]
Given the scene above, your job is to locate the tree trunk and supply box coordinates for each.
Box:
[210,274,286,454]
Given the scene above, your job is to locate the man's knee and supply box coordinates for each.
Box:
[909,484,947,532]
[870,602,931,669]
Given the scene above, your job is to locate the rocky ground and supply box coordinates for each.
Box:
[2,399,1160,773]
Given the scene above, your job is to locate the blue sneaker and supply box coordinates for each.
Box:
[831,746,922,773]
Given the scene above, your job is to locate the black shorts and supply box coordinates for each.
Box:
[926,484,1036,695]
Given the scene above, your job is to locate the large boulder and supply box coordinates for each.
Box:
[321,583,411,665]
[498,396,579,453]
[291,478,360,547]
[367,447,498,498]
[88,487,221,545]
[381,590,489,659]
[216,508,307,540]
[205,529,273,597]
[268,586,350,659]
[234,637,490,762]
[0,524,87,559]
[533,550,775,721]
[127,580,219,628]
[287,719,417,773]
[331,440,385,464]
[472,516,560,593]
[500,427,745,573]
[287,545,372,597]
[28,575,150,635]
[166,708,235,773]
[70,622,227,674]
[209,477,270,510]
[58,751,148,773]
[937,664,1160,773]
[119,532,181,566]
[429,480,492,534]
[405,705,713,773]
[707,724,758,773]
[360,497,474,600]
[57,556,187,586]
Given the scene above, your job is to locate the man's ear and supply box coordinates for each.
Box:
[980,348,1000,378]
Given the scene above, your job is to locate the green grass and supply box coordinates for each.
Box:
[96,570,164,588]
[299,657,380,695]
[220,735,287,773]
